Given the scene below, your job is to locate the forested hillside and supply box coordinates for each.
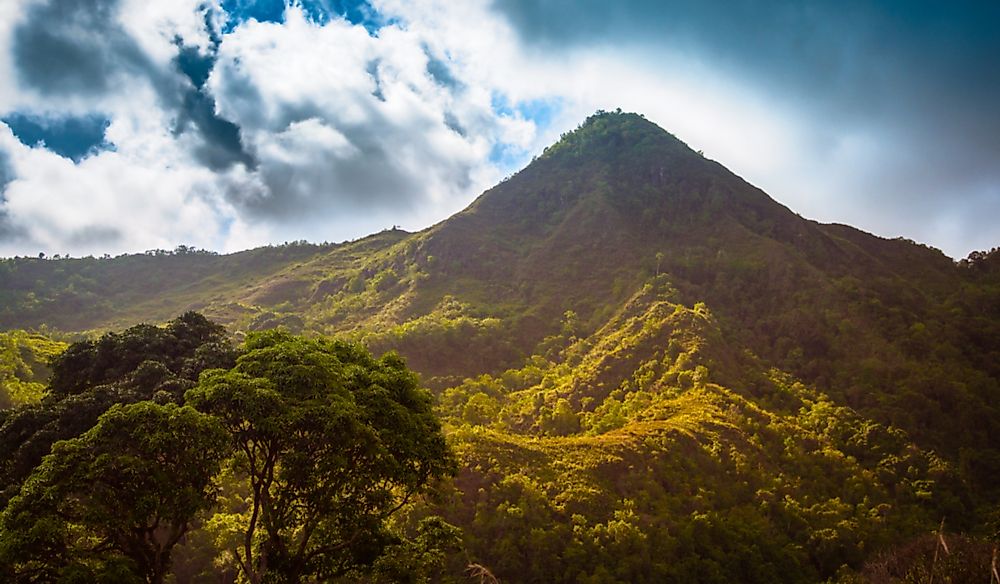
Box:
[1,111,998,582]
[0,330,66,408]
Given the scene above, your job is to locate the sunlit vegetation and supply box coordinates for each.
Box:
[0,241,338,332]
[419,277,978,582]
[0,330,67,407]
[0,315,456,583]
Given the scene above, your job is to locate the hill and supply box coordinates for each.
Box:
[0,330,66,407]
[2,111,999,581]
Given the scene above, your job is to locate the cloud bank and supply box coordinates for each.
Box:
[0,0,540,256]
[489,0,1000,257]
[0,0,997,258]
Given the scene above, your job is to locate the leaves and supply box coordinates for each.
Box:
[0,313,235,508]
[0,402,228,583]
[186,330,455,583]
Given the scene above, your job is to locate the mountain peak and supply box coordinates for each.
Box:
[577,108,648,130]
[459,109,740,232]
[540,109,692,162]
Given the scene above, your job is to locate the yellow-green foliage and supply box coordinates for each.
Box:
[361,297,521,385]
[438,377,926,581]
[0,330,66,406]
[435,281,737,437]
[430,372,956,582]
[420,280,963,583]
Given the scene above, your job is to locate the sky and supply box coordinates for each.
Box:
[0,0,997,259]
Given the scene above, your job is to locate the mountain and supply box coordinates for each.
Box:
[2,111,999,582]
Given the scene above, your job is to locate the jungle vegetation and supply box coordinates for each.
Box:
[0,315,456,583]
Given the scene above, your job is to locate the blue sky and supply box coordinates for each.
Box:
[2,113,112,162]
[0,0,997,258]
[220,0,380,30]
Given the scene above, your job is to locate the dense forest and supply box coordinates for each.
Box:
[1,112,999,582]
[0,314,457,583]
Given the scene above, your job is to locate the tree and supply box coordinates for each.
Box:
[0,402,229,584]
[359,516,463,583]
[47,311,234,399]
[0,313,236,508]
[186,330,455,583]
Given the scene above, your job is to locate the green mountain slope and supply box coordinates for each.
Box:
[0,330,66,407]
[428,278,973,581]
[0,235,406,332]
[2,111,999,581]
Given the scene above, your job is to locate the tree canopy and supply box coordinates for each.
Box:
[186,330,455,583]
[0,317,456,583]
[0,402,229,583]
[0,312,235,506]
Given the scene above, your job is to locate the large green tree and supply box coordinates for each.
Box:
[0,312,236,505]
[0,402,229,583]
[186,330,455,583]
[46,311,235,399]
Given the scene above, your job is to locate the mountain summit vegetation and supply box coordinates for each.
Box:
[1,111,999,582]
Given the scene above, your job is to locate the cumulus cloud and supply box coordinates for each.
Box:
[6,0,253,165]
[0,148,21,241]
[0,0,547,255]
[0,105,263,257]
[210,10,500,221]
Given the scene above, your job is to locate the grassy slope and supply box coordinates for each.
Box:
[0,330,67,407]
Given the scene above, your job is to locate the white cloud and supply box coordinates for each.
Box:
[0,0,569,256]
[206,6,507,238]
[119,0,218,64]
[0,105,259,257]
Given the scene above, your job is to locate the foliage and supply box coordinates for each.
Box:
[420,274,979,582]
[0,330,66,407]
[185,330,456,583]
[0,402,229,584]
[47,311,235,399]
[0,241,335,332]
[0,317,459,583]
[362,296,523,386]
[0,312,235,507]
[348,516,464,583]
[857,532,999,584]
